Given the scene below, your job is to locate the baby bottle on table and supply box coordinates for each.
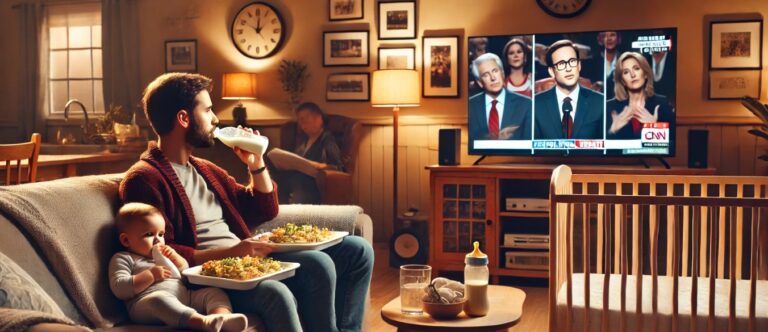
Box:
[464,241,489,317]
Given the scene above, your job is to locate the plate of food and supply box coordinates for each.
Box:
[183,256,300,290]
[256,223,348,253]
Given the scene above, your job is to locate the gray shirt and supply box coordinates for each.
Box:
[108,251,187,310]
[171,162,240,249]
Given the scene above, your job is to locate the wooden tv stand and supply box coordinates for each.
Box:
[425,164,715,281]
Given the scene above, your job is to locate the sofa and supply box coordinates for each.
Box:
[0,173,373,331]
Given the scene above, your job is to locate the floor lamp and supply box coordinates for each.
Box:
[221,72,258,127]
[371,69,420,223]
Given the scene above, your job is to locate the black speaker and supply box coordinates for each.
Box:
[438,128,460,165]
[389,219,429,267]
[688,129,708,168]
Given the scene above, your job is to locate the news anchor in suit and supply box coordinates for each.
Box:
[606,52,675,140]
[469,53,532,141]
[534,40,604,140]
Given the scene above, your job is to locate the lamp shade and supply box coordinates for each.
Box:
[221,72,257,100]
[371,70,420,107]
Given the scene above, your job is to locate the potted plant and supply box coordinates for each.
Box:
[90,104,138,144]
[741,96,768,161]
[278,59,310,109]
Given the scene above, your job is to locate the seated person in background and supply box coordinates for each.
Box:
[606,52,674,139]
[271,102,345,204]
[109,202,247,332]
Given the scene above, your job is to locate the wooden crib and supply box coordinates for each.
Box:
[548,165,768,332]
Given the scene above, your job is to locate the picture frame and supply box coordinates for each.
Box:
[378,46,415,69]
[708,69,761,100]
[422,36,460,98]
[377,1,417,40]
[323,30,369,67]
[165,40,197,72]
[709,20,763,69]
[329,0,363,21]
[326,72,370,101]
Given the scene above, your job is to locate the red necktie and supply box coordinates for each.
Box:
[631,118,642,135]
[562,97,573,139]
[489,99,499,139]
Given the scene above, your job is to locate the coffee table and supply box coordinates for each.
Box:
[380,285,525,331]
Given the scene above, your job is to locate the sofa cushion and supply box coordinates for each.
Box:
[0,252,67,318]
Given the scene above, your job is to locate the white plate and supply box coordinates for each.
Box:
[183,262,300,290]
[268,231,349,253]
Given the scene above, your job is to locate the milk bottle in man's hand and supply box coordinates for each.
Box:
[214,127,269,156]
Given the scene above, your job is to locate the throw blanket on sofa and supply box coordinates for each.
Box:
[0,308,78,332]
[0,174,125,328]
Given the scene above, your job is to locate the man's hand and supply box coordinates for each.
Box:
[232,127,266,170]
[312,161,328,170]
[159,244,187,270]
[229,238,275,258]
[149,265,171,282]
[498,125,520,140]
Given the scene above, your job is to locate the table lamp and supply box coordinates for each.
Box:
[222,72,257,127]
[371,69,420,221]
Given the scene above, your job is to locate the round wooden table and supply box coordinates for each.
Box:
[380,285,525,331]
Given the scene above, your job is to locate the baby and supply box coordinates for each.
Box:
[109,202,247,332]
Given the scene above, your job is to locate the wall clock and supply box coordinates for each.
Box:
[231,2,286,59]
[536,0,591,18]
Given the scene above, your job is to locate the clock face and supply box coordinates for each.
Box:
[536,0,591,18]
[231,2,285,59]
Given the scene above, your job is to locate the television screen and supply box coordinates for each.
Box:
[467,27,677,156]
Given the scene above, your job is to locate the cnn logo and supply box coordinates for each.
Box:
[641,127,669,143]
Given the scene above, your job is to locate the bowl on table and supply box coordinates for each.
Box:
[422,298,466,319]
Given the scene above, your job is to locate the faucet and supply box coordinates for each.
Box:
[64,99,89,140]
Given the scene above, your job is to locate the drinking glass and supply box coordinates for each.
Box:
[399,264,431,315]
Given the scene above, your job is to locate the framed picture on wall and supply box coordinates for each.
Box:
[708,69,761,99]
[709,20,763,69]
[165,40,197,72]
[326,72,370,101]
[323,30,370,66]
[329,0,363,21]
[377,1,417,40]
[422,36,459,98]
[378,46,415,69]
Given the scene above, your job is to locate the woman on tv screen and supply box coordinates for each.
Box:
[606,51,675,140]
[503,38,533,97]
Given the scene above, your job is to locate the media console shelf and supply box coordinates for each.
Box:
[426,164,716,281]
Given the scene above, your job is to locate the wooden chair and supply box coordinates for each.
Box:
[0,133,41,185]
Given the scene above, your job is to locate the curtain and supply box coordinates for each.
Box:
[102,0,140,121]
[15,2,46,141]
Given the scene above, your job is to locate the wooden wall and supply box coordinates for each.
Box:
[354,120,768,243]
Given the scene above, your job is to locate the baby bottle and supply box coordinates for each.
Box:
[464,241,489,317]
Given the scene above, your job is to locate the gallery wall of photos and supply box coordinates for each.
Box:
[325,0,459,102]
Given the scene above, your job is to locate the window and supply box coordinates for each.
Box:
[47,2,103,116]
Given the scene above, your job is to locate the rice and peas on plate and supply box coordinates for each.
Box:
[201,256,282,280]
[268,223,332,243]
[200,224,332,280]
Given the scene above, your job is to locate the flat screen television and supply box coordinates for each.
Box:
[467,27,677,157]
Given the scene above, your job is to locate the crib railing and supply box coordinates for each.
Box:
[548,165,768,332]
